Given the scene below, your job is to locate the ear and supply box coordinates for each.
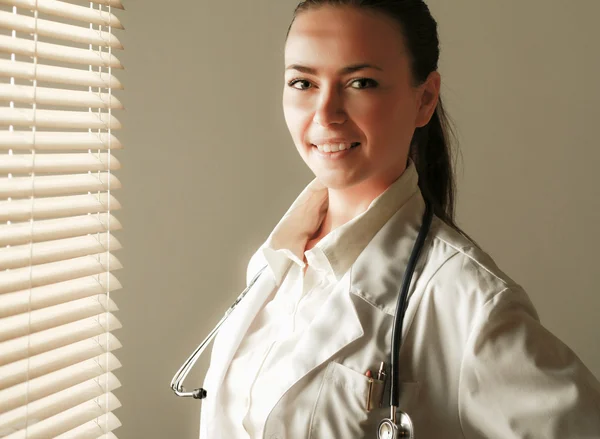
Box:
[415,71,441,128]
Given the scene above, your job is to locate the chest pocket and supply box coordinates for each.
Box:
[308,361,420,439]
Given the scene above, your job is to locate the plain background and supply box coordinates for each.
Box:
[113,0,599,437]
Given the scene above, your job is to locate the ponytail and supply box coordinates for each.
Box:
[411,97,479,245]
[410,96,456,224]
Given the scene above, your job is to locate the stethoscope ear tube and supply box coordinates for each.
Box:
[389,199,433,408]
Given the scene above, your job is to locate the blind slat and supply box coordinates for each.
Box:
[0,356,121,413]
[0,372,120,435]
[0,35,123,69]
[0,213,122,246]
[0,233,122,270]
[0,193,121,223]
[0,60,124,91]
[4,392,121,439]
[0,0,124,28]
[0,293,118,342]
[0,152,121,174]
[0,84,124,109]
[0,333,120,392]
[0,173,122,198]
[0,313,121,367]
[0,272,121,319]
[0,251,122,295]
[0,131,123,152]
[0,10,123,49]
[54,411,121,439]
[0,108,122,130]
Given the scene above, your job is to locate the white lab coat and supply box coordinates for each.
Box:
[199,188,600,439]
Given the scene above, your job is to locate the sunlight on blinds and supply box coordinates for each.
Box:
[0,0,125,437]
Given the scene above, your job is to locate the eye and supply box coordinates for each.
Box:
[287,79,311,90]
[350,78,378,89]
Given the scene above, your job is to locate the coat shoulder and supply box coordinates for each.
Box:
[427,216,526,306]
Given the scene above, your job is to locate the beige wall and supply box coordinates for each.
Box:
[115,0,599,437]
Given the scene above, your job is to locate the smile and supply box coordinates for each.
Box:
[312,142,361,153]
[310,142,361,159]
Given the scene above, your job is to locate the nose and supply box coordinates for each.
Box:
[313,86,347,126]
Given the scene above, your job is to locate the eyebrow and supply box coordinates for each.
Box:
[285,63,384,75]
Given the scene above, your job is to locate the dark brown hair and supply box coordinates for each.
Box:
[287,0,474,240]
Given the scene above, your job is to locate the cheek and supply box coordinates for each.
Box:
[351,100,398,142]
[364,98,416,140]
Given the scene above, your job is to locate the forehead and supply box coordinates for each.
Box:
[285,6,405,69]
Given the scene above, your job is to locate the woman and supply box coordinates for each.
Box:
[199,1,600,438]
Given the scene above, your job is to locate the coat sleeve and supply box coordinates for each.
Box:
[458,287,600,438]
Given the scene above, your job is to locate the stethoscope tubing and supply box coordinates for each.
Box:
[389,199,433,408]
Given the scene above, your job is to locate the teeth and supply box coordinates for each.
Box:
[314,143,356,153]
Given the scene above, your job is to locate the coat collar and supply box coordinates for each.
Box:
[262,159,420,285]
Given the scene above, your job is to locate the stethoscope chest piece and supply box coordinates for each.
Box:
[377,411,414,439]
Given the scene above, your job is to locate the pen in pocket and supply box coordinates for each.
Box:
[365,369,374,412]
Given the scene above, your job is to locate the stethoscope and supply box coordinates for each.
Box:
[171,199,434,439]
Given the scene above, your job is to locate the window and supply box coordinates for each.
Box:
[0,1,125,437]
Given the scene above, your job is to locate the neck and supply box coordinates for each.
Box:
[313,165,407,239]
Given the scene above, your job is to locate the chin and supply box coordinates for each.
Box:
[312,170,365,190]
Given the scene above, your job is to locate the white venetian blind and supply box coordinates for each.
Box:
[0,0,125,438]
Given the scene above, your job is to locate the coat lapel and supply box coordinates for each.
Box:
[261,269,364,413]
[350,192,437,343]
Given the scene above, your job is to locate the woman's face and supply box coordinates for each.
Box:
[283,5,439,190]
